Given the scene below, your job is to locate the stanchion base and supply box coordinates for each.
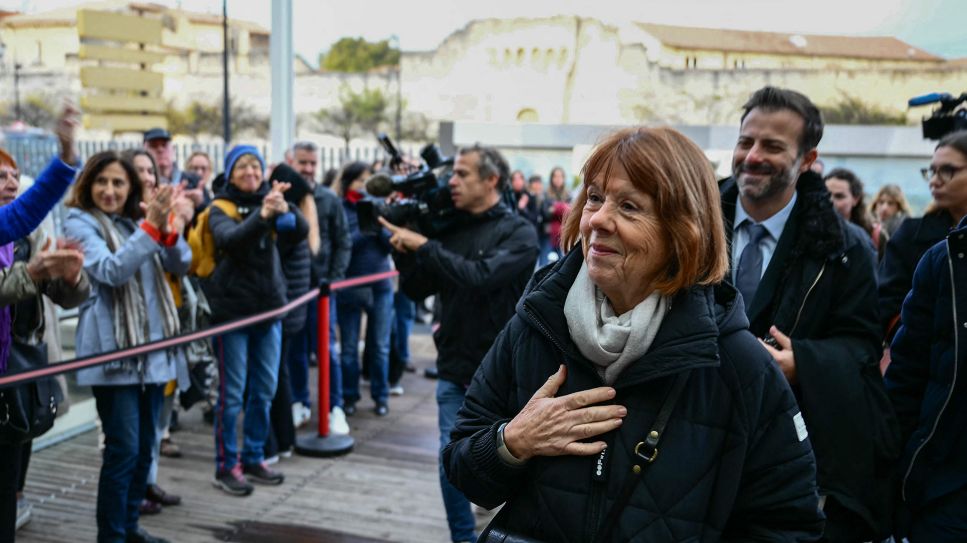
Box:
[295,433,354,457]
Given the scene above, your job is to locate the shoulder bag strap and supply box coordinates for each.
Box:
[593,369,692,543]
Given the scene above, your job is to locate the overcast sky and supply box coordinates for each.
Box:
[3,0,966,61]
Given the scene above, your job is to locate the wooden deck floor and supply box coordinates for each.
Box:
[17,331,496,542]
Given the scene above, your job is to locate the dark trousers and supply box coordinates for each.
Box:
[0,441,31,542]
[92,384,163,543]
[820,498,875,543]
[908,487,967,542]
[265,335,296,458]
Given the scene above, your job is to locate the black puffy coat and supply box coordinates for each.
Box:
[877,209,954,336]
[311,185,352,285]
[394,203,538,385]
[720,172,898,539]
[887,216,967,524]
[444,249,824,542]
[272,163,313,335]
[204,182,308,324]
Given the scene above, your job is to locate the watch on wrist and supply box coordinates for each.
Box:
[496,422,528,466]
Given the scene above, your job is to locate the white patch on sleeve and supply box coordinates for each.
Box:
[793,412,808,442]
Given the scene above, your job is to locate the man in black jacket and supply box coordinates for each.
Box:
[381,144,538,543]
[284,141,353,433]
[720,86,898,541]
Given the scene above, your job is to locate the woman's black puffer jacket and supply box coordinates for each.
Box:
[272,163,313,335]
[204,180,307,325]
[443,249,824,542]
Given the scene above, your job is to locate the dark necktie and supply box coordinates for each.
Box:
[736,223,769,307]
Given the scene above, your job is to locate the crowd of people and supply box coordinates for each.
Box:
[1,84,966,542]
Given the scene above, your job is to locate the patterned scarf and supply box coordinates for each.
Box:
[0,242,13,374]
[90,211,180,378]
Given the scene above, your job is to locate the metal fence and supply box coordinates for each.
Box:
[3,137,412,240]
[4,138,402,180]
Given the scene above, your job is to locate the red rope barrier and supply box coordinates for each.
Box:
[0,270,400,389]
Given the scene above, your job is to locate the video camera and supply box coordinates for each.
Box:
[909,92,967,140]
[356,133,458,237]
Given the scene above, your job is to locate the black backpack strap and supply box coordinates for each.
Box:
[594,370,692,543]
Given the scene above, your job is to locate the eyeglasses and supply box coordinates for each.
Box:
[0,169,19,186]
[921,164,967,183]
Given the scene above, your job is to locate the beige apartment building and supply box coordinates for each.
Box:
[1,4,965,128]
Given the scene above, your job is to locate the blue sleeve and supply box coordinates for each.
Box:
[0,157,76,244]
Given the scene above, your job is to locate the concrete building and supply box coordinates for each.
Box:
[401,16,967,125]
[1,6,965,132]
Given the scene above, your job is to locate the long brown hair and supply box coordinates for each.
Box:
[561,127,728,295]
[65,151,144,219]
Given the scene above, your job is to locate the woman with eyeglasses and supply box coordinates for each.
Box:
[885,128,967,541]
[879,130,967,340]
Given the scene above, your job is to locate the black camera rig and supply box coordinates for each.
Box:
[909,92,967,140]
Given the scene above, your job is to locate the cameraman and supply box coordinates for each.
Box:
[379,144,538,543]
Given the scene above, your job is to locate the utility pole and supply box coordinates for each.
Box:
[14,62,22,121]
[392,35,402,142]
[222,0,231,144]
[270,0,294,162]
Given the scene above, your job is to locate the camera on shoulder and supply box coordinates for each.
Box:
[356,133,459,238]
[909,91,967,140]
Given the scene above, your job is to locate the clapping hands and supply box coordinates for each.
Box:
[260,181,290,220]
[26,238,84,287]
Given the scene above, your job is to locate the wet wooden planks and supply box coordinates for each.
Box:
[16,332,496,542]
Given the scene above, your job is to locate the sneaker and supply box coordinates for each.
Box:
[264,454,280,466]
[279,447,294,459]
[343,402,357,416]
[292,402,310,428]
[243,462,285,485]
[15,498,31,531]
[389,384,404,396]
[212,465,254,496]
[329,406,350,435]
[375,403,389,417]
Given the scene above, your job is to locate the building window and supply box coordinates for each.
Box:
[517,48,525,65]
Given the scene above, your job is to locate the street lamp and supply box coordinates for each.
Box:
[391,35,401,142]
[14,62,22,121]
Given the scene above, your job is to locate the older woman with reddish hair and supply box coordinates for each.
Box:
[443,127,823,542]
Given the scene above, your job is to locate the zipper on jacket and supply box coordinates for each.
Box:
[585,443,611,542]
[901,239,960,502]
[789,262,827,336]
[523,306,569,357]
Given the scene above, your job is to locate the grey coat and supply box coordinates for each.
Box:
[64,208,191,387]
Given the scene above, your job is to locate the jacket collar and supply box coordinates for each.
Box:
[518,249,727,387]
[720,170,847,262]
[917,209,955,243]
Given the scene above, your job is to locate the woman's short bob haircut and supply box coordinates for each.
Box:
[65,150,144,220]
[561,126,729,296]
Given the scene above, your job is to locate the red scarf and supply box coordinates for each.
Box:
[346,189,366,204]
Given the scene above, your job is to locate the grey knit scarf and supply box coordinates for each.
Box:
[90,211,180,378]
[564,261,669,385]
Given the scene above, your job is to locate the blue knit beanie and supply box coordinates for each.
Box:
[224,144,265,179]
